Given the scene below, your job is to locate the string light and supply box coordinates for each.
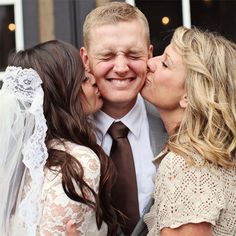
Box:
[162,16,170,25]
[8,23,15,31]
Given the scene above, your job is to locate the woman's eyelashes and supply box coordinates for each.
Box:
[83,77,89,82]
[161,61,168,68]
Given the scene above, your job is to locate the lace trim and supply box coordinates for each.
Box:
[3,66,48,235]
[3,66,42,103]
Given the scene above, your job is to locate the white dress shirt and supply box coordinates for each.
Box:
[92,95,156,216]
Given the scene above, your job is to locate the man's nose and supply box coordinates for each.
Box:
[113,55,129,74]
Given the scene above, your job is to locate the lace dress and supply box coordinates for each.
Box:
[144,150,236,236]
[11,141,107,236]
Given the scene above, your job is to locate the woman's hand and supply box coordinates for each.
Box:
[66,220,78,236]
[161,222,212,236]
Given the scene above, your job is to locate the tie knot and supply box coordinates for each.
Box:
[108,121,129,139]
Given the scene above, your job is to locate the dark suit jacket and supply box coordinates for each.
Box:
[131,100,168,236]
[145,100,168,156]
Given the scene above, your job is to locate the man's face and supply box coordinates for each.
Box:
[81,20,153,116]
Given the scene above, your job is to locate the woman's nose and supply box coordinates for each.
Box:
[89,75,96,85]
[147,56,162,72]
[85,72,96,85]
[147,57,157,72]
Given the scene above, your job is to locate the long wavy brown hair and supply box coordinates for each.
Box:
[9,40,117,235]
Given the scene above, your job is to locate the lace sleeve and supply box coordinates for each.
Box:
[37,144,102,236]
[152,152,226,230]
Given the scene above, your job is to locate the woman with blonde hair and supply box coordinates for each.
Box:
[141,26,236,235]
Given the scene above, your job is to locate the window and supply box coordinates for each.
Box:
[136,0,183,56]
[0,0,24,79]
[132,0,236,56]
[0,5,15,71]
[190,0,236,42]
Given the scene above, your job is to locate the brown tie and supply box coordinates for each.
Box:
[108,121,139,235]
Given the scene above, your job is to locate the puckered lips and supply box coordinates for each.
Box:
[144,73,152,86]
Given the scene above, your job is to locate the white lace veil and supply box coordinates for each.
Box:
[0,66,48,236]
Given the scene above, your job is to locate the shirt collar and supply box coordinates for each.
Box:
[93,94,146,138]
[92,110,114,138]
[121,94,145,138]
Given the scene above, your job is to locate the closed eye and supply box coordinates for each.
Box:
[101,57,112,61]
[83,77,89,82]
[128,55,141,60]
[161,61,168,68]
[99,54,114,61]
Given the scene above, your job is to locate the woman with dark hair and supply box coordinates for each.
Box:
[0,40,117,235]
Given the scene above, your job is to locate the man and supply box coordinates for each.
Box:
[71,2,167,235]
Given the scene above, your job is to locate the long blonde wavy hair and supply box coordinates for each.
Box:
[168,26,236,168]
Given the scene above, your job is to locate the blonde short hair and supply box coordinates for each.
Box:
[169,26,236,168]
[83,1,150,48]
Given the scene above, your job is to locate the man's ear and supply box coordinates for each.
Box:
[80,47,90,72]
[179,94,188,108]
[148,45,153,59]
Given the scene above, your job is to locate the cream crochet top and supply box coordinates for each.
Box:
[144,150,236,235]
